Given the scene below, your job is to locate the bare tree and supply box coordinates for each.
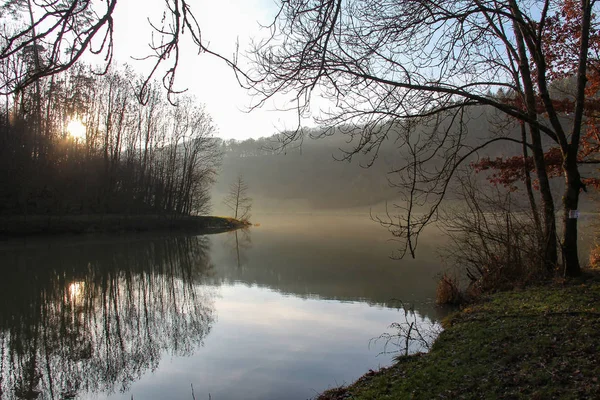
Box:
[0,0,239,103]
[246,0,599,276]
[223,175,252,222]
[0,0,117,94]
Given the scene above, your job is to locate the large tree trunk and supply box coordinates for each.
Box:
[562,158,582,276]
[560,0,593,277]
[530,125,558,272]
[510,11,558,272]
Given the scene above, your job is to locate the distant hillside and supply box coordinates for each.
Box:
[212,105,596,214]
[214,135,398,212]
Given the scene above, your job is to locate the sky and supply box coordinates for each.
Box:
[110,0,307,141]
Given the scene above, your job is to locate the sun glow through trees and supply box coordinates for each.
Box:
[67,118,86,141]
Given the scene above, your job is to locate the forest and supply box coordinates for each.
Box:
[0,62,220,217]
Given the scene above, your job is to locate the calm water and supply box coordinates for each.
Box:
[0,214,447,400]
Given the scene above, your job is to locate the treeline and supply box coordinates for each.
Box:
[215,106,528,210]
[0,63,221,216]
[217,133,400,209]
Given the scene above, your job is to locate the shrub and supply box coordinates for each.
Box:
[439,174,548,300]
[590,243,600,269]
[435,273,463,305]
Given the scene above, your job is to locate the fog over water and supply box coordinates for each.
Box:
[0,213,446,400]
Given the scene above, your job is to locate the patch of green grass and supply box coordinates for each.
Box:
[319,272,600,399]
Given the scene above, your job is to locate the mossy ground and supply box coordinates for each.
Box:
[319,272,600,399]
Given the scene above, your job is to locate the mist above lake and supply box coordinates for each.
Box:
[0,213,445,400]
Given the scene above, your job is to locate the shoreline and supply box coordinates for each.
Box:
[318,271,600,399]
[0,214,250,237]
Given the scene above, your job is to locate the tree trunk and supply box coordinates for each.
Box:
[510,6,558,272]
[562,157,582,276]
[510,13,558,272]
[520,123,542,238]
[532,129,558,273]
[560,0,592,277]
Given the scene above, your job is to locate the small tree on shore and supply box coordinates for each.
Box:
[223,174,252,222]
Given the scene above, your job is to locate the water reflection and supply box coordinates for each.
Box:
[0,236,215,400]
[225,228,252,269]
[210,215,446,321]
[0,215,449,400]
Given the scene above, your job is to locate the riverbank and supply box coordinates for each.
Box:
[0,214,250,237]
[319,272,600,399]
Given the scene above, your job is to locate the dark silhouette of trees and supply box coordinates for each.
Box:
[245,0,598,276]
[0,63,221,216]
[223,174,252,221]
[0,1,227,218]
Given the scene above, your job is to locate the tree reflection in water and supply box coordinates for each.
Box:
[0,235,216,399]
[226,228,252,269]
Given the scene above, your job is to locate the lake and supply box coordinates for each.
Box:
[0,214,447,400]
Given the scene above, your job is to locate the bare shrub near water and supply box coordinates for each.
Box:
[436,272,463,305]
[438,174,547,303]
[371,301,441,358]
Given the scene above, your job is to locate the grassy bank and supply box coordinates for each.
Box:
[0,214,250,237]
[320,273,600,399]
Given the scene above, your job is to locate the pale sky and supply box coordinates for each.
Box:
[110,0,307,141]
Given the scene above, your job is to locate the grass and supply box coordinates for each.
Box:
[0,214,250,237]
[318,272,600,400]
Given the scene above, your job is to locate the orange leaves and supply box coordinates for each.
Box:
[470,146,595,189]
[472,142,600,190]
[541,0,600,85]
[471,155,536,190]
